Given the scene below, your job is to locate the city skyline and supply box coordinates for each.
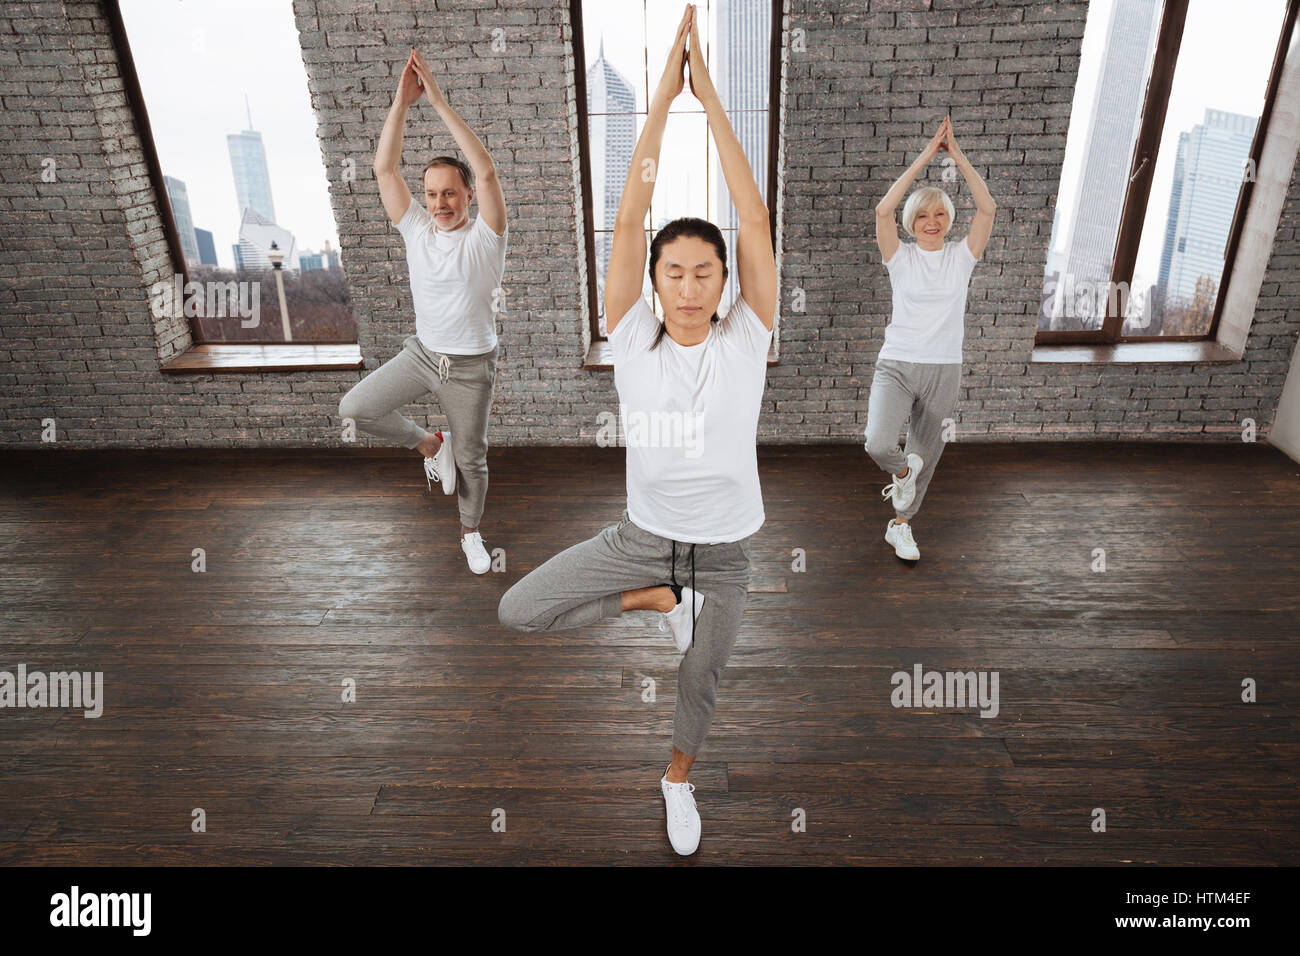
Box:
[119,0,341,271]
[1045,0,1286,332]
[120,0,1287,318]
[582,0,773,325]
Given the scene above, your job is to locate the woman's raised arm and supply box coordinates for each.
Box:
[875,117,949,264]
[943,118,997,259]
[604,8,691,334]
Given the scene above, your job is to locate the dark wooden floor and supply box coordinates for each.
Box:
[1,442,1297,865]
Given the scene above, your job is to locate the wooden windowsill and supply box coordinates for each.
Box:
[583,339,780,370]
[583,339,613,369]
[1030,341,1242,364]
[160,343,364,374]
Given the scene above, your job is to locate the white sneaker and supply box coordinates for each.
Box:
[881,452,923,511]
[660,769,701,856]
[461,530,491,574]
[422,430,456,495]
[884,518,920,561]
[658,586,705,654]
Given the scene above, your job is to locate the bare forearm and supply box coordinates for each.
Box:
[615,92,671,223]
[431,97,495,177]
[953,151,996,212]
[701,93,766,219]
[877,155,927,215]
[374,100,409,172]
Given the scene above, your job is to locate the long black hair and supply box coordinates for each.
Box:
[647,217,729,350]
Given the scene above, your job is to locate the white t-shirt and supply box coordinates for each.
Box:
[395,195,507,354]
[609,295,772,544]
[878,236,980,364]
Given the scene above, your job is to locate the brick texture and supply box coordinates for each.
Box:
[1,0,1297,448]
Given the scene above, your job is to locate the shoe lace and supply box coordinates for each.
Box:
[896,522,915,545]
[881,481,898,500]
[666,780,696,825]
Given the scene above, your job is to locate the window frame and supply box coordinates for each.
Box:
[108,0,362,372]
[570,0,783,353]
[1036,0,1300,346]
[107,0,199,342]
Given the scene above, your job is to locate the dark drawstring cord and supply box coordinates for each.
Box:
[668,539,698,648]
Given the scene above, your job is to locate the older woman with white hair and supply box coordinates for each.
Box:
[866,116,996,561]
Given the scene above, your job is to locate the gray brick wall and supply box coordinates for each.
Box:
[1,0,1297,448]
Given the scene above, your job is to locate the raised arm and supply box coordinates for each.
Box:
[409,50,507,237]
[686,6,775,330]
[604,7,691,334]
[943,117,997,259]
[875,117,948,264]
[373,52,422,227]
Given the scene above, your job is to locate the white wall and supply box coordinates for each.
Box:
[1271,332,1300,461]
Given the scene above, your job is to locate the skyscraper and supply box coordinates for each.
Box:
[1156,132,1189,296]
[1039,208,1066,327]
[1049,0,1161,330]
[1158,109,1257,307]
[713,0,771,308]
[227,124,276,224]
[298,250,326,271]
[586,37,636,331]
[163,175,200,265]
[194,227,218,267]
[321,239,340,270]
[234,207,296,274]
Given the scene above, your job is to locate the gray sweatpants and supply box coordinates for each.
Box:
[339,334,497,528]
[863,358,962,521]
[497,509,753,757]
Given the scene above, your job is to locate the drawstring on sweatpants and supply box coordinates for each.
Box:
[435,352,451,384]
[669,539,698,648]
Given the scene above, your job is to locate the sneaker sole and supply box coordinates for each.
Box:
[435,434,457,495]
[670,593,705,654]
[441,455,457,495]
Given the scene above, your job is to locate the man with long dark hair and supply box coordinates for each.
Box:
[498,4,777,856]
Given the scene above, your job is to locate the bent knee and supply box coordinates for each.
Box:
[338,388,367,424]
[864,434,894,462]
[497,587,537,632]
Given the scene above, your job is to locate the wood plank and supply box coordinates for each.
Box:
[1,442,1296,864]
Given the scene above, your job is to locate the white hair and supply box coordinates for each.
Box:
[901,186,955,238]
